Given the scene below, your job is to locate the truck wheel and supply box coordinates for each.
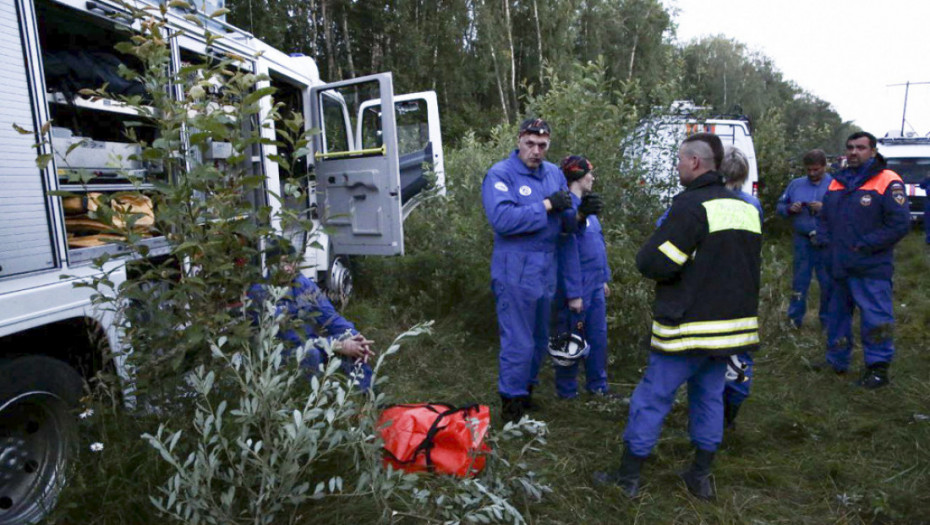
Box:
[325,255,353,309]
[0,356,83,525]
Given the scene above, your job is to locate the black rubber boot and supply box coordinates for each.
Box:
[501,395,526,424]
[857,363,890,389]
[724,400,741,431]
[680,448,716,501]
[523,385,540,411]
[593,447,646,498]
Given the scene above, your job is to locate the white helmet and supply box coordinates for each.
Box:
[548,322,590,367]
[725,354,749,383]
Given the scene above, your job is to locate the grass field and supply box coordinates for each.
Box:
[356,230,930,524]
[54,231,930,524]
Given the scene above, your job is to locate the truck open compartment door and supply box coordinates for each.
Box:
[310,73,404,256]
[0,0,58,278]
[356,91,444,218]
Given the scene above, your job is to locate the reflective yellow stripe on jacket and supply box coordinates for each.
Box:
[651,317,759,352]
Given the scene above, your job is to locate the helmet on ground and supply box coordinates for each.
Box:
[548,321,590,367]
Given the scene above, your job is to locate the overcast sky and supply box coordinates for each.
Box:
[669,0,930,137]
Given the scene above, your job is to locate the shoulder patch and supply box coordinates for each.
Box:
[494,181,508,192]
[891,183,907,206]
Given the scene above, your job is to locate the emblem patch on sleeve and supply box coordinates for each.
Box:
[891,185,907,206]
[494,181,508,192]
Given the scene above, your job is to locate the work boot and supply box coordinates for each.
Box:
[679,448,716,501]
[501,395,526,424]
[523,385,541,411]
[857,364,890,389]
[592,447,646,498]
[723,401,741,431]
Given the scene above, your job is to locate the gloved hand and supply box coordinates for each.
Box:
[579,193,604,216]
[547,190,572,212]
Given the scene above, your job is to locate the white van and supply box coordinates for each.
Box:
[877,132,929,223]
[0,0,442,522]
[623,101,759,206]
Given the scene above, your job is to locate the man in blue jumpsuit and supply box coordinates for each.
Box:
[482,118,581,422]
[594,133,762,501]
[250,259,376,391]
[815,132,909,388]
[552,156,612,398]
[777,149,833,328]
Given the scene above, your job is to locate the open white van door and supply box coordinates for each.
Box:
[309,73,404,256]
[356,91,444,218]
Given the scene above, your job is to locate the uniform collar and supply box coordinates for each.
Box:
[685,170,724,191]
[508,150,545,179]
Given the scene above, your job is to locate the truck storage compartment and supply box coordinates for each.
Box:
[37,0,167,260]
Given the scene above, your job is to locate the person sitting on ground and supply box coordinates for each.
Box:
[249,242,375,391]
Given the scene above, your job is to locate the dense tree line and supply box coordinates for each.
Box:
[225,0,856,158]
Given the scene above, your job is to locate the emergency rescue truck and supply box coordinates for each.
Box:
[877,131,929,223]
[0,0,443,522]
[623,100,760,205]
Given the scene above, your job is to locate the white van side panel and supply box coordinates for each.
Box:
[0,0,57,278]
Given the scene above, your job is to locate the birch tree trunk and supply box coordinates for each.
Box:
[532,0,543,87]
[502,0,517,116]
[341,7,356,78]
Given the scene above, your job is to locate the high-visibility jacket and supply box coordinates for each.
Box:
[816,157,909,280]
[636,171,762,356]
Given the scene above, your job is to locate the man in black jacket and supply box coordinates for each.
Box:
[595,133,762,500]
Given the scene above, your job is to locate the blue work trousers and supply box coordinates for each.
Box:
[924,198,930,243]
[825,276,895,370]
[788,234,830,327]
[723,353,753,407]
[623,353,727,457]
[493,280,553,398]
[554,287,609,398]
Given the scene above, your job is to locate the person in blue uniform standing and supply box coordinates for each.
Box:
[552,155,612,398]
[482,118,581,423]
[777,149,833,328]
[815,132,909,388]
[594,133,762,501]
[921,175,930,244]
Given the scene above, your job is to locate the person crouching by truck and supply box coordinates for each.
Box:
[248,242,376,391]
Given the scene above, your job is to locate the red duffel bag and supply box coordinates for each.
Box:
[377,403,491,477]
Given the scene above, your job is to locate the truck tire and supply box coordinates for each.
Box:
[324,255,353,309]
[0,356,83,525]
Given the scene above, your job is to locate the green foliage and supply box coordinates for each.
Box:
[142,294,426,525]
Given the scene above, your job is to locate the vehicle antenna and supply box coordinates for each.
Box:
[887,81,930,135]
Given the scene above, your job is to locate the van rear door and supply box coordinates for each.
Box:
[309,73,404,256]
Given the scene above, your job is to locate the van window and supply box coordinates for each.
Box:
[885,158,930,184]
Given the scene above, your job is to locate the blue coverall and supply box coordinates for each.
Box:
[816,159,910,371]
[553,193,611,398]
[483,151,581,399]
[777,174,833,328]
[921,177,930,243]
[249,274,373,390]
